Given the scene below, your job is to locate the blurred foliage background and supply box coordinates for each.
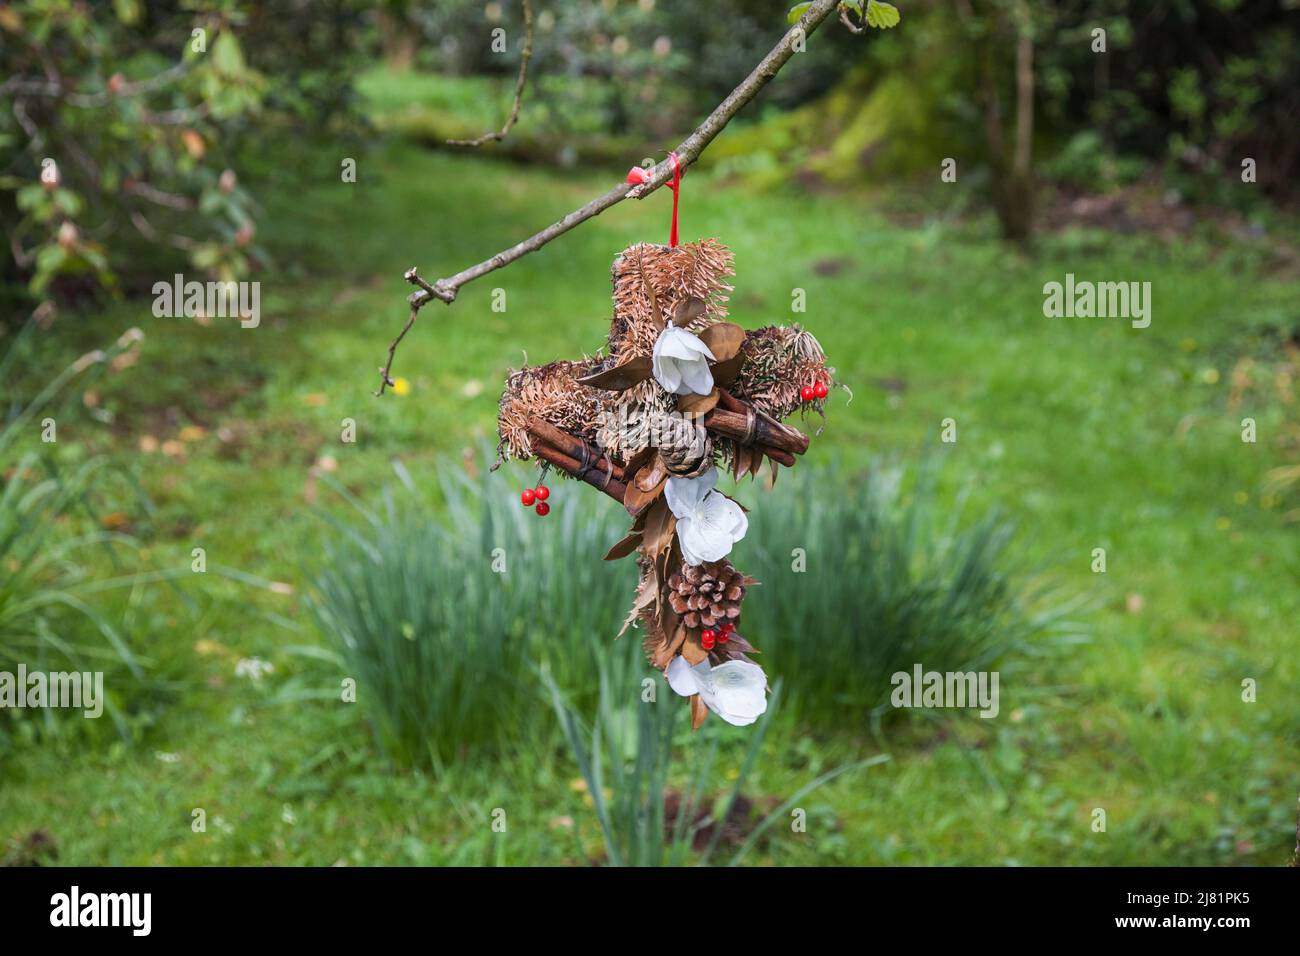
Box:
[2,0,1298,866]
[5,0,1300,307]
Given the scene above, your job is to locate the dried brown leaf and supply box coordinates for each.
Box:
[635,452,669,492]
[604,531,643,561]
[623,473,666,516]
[682,638,707,665]
[699,322,745,363]
[677,389,719,416]
[711,354,745,388]
[576,355,653,391]
[640,499,677,559]
[690,694,709,730]
[671,296,707,328]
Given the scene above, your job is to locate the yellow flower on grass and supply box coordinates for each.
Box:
[1215,516,1231,531]
[1201,368,1220,385]
[392,377,412,396]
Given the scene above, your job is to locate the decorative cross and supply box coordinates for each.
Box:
[495,238,833,728]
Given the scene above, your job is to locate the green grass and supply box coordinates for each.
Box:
[1,132,1297,865]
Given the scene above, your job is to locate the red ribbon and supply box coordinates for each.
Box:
[624,152,683,248]
[668,152,681,248]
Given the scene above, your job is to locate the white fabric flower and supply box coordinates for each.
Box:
[664,468,747,566]
[652,326,715,396]
[666,657,768,726]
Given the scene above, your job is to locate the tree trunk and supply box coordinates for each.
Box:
[377,9,418,72]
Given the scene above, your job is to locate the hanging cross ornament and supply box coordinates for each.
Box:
[495,225,835,729]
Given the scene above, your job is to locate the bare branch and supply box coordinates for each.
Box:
[448,0,534,147]
[375,0,843,394]
[125,179,194,211]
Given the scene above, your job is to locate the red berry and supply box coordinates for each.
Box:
[702,628,715,641]
[535,501,550,516]
[701,632,715,650]
[721,621,735,632]
[534,484,550,501]
[800,385,815,402]
[813,381,828,399]
[716,629,729,643]
[521,488,536,506]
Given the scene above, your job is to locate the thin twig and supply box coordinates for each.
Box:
[447,0,534,147]
[376,0,843,395]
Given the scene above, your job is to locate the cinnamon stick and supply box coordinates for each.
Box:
[526,418,627,503]
[704,405,809,457]
[713,389,797,466]
[527,417,625,482]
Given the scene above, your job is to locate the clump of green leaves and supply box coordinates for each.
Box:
[741,459,1079,727]
[788,1,900,29]
[1,0,364,308]
[306,460,636,768]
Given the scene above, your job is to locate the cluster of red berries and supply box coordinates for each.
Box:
[520,484,551,516]
[800,379,830,402]
[700,621,735,651]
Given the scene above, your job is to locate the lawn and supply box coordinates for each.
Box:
[2,134,1297,866]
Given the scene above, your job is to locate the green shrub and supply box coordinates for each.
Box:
[306,460,637,768]
[741,459,1076,727]
[0,323,160,745]
[545,662,886,866]
[308,454,1067,762]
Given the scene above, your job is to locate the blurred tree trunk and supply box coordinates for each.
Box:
[377,5,418,72]
[963,0,1038,246]
[998,30,1035,244]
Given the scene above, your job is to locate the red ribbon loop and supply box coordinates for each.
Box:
[668,152,681,248]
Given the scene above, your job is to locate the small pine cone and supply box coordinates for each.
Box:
[668,557,748,627]
[654,413,712,477]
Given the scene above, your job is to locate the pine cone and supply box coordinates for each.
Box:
[666,559,747,629]
[655,413,712,478]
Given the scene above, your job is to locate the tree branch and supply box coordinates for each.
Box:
[447,0,534,147]
[375,0,843,395]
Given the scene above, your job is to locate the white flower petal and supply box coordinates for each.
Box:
[651,351,683,393]
[665,656,699,697]
[664,470,715,519]
[651,327,715,397]
[678,359,715,396]
[701,492,748,543]
[677,515,734,565]
[705,661,768,726]
[657,328,702,360]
